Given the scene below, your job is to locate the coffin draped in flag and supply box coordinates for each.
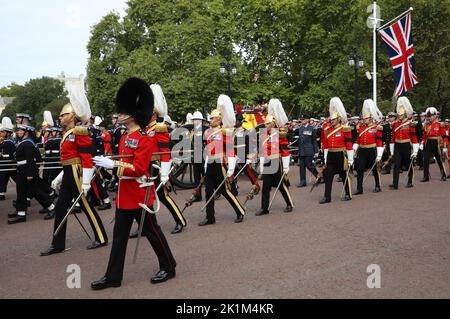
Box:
[378,13,419,96]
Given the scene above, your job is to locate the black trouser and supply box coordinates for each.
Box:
[193,162,204,199]
[205,162,245,221]
[16,172,53,212]
[0,170,16,194]
[323,151,351,201]
[52,165,108,249]
[261,159,294,211]
[47,167,62,186]
[356,148,380,192]
[299,156,318,185]
[105,208,176,282]
[423,139,446,179]
[151,165,186,226]
[382,145,391,173]
[393,142,413,187]
[417,149,424,168]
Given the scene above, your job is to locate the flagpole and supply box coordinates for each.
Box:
[373,0,377,108]
[377,7,413,31]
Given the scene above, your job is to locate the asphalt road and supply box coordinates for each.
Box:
[1,164,449,299]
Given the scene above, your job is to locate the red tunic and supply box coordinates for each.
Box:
[101,131,112,155]
[321,122,332,151]
[391,120,418,144]
[205,127,235,161]
[60,126,93,168]
[116,128,155,210]
[260,127,290,159]
[146,121,171,162]
[322,125,353,151]
[356,124,383,148]
[422,122,448,145]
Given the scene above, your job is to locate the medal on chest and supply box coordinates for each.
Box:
[126,138,139,149]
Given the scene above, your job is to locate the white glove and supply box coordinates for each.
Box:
[227,156,236,177]
[353,143,359,153]
[245,158,253,165]
[93,156,115,169]
[259,157,265,174]
[412,143,419,157]
[390,143,395,155]
[82,168,95,196]
[347,150,354,166]
[324,149,328,165]
[204,156,208,174]
[376,147,384,161]
[51,171,64,191]
[160,161,171,185]
[419,143,424,151]
[282,155,290,174]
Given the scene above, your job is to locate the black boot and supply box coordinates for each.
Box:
[150,269,176,284]
[284,205,293,213]
[8,214,26,224]
[255,209,269,216]
[319,197,331,204]
[353,189,363,195]
[44,210,56,220]
[341,195,352,201]
[388,184,398,190]
[198,218,215,226]
[87,241,108,250]
[420,177,429,182]
[234,215,244,223]
[373,186,381,193]
[8,211,18,218]
[171,223,183,234]
[40,245,65,256]
[0,194,5,200]
[98,202,112,210]
[405,183,414,188]
[91,277,121,290]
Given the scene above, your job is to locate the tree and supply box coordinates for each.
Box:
[0,82,23,97]
[2,77,66,126]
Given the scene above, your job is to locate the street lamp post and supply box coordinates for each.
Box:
[220,62,237,99]
[348,50,364,114]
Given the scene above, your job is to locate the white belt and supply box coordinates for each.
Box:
[51,150,60,154]
[17,160,27,165]
[2,154,10,158]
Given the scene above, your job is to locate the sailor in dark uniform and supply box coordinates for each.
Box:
[294,114,319,187]
[0,117,16,200]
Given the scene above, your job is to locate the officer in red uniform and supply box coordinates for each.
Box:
[389,97,419,189]
[256,99,294,215]
[199,95,245,226]
[91,77,176,290]
[420,107,448,182]
[41,80,108,256]
[320,97,354,204]
[353,99,384,194]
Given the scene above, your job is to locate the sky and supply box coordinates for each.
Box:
[0,0,127,87]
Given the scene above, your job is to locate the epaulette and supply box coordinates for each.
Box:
[377,125,383,131]
[155,122,168,133]
[74,126,89,136]
[343,126,352,132]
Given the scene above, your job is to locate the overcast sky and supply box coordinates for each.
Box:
[0,0,127,87]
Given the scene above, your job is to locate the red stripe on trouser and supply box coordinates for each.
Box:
[92,180,101,201]
[146,212,174,272]
[246,165,260,189]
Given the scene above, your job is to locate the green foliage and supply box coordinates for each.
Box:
[2,77,66,126]
[86,0,450,122]
[0,82,23,97]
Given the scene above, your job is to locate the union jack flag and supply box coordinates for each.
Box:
[378,13,419,96]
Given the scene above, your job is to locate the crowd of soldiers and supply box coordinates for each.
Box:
[0,75,447,290]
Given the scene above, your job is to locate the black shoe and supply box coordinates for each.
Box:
[214,193,221,200]
[150,269,176,284]
[91,277,121,290]
[72,206,82,214]
[171,224,183,234]
[8,215,26,224]
[441,175,447,181]
[8,212,17,218]
[420,177,429,182]
[198,218,215,226]
[87,241,108,250]
[129,230,139,238]
[39,207,52,214]
[255,209,269,216]
[373,187,381,193]
[388,184,398,190]
[0,194,5,200]
[40,245,65,256]
[319,197,331,204]
[297,182,306,188]
[234,215,244,223]
[97,202,112,211]
[284,205,293,213]
[44,210,55,220]
[353,190,363,195]
[341,195,352,201]
[405,183,414,188]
